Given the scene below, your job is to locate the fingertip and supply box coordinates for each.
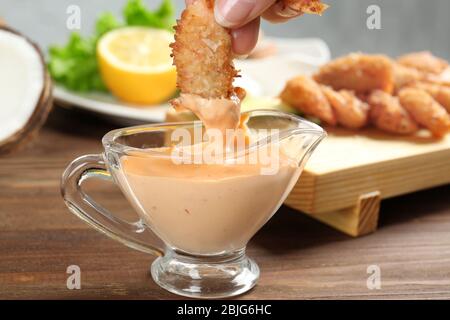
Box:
[231,18,261,55]
[214,3,235,28]
[214,0,276,28]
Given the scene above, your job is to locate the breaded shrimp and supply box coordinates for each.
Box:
[281,0,329,15]
[171,0,237,99]
[398,88,450,137]
[171,0,246,133]
[397,51,448,75]
[314,53,395,94]
[393,63,423,92]
[407,82,450,113]
[321,85,369,129]
[368,90,418,135]
[393,62,450,91]
[280,76,336,125]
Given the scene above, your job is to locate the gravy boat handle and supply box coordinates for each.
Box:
[61,154,164,257]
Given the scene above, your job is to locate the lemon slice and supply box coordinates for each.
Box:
[97,27,176,105]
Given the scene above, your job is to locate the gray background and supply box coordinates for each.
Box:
[1,0,449,60]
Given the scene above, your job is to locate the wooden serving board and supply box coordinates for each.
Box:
[285,127,450,237]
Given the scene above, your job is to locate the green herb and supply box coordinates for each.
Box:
[48,33,105,91]
[48,0,175,92]
[124,0,175,30]
[95,12,122,38]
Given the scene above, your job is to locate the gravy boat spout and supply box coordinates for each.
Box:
[242,109,327,170]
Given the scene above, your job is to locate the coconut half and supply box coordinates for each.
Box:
[0,26,52,154]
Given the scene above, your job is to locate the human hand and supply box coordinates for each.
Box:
[185,0,304,55]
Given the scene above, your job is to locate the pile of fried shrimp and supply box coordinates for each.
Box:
[280,52,450,137]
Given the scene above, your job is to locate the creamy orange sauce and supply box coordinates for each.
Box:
[116,149,299,254]
[172,93,243,134]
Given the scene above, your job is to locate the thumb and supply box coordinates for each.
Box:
[214,0,276,28]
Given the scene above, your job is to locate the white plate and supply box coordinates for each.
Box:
[54,37,330,125]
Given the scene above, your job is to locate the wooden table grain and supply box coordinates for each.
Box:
[1,107,450,300]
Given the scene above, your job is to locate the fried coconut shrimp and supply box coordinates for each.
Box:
[280,76,336,125]
[393,63,423,92]
[281,0,329,15]
[171,0,244,133]
[314,53,395,94]
[393,62,450,92]
[398,88,450,137]
[397,51,449,75]
[368,90,418,135]
[171,0,236,99]
[321,85,369,129]
[408,82,450,113]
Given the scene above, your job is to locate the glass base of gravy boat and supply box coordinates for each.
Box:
[61,110,325,299]
[152,248,259,299]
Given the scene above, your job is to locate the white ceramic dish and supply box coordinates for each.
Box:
[54,37,330,124]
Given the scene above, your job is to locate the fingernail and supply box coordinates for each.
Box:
[215,0,256,28]
[235,54,249,60]
[273,2,301,18]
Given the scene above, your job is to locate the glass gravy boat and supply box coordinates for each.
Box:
[61,110,326,298]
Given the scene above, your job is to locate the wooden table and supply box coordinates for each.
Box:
[1,107,450,300]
